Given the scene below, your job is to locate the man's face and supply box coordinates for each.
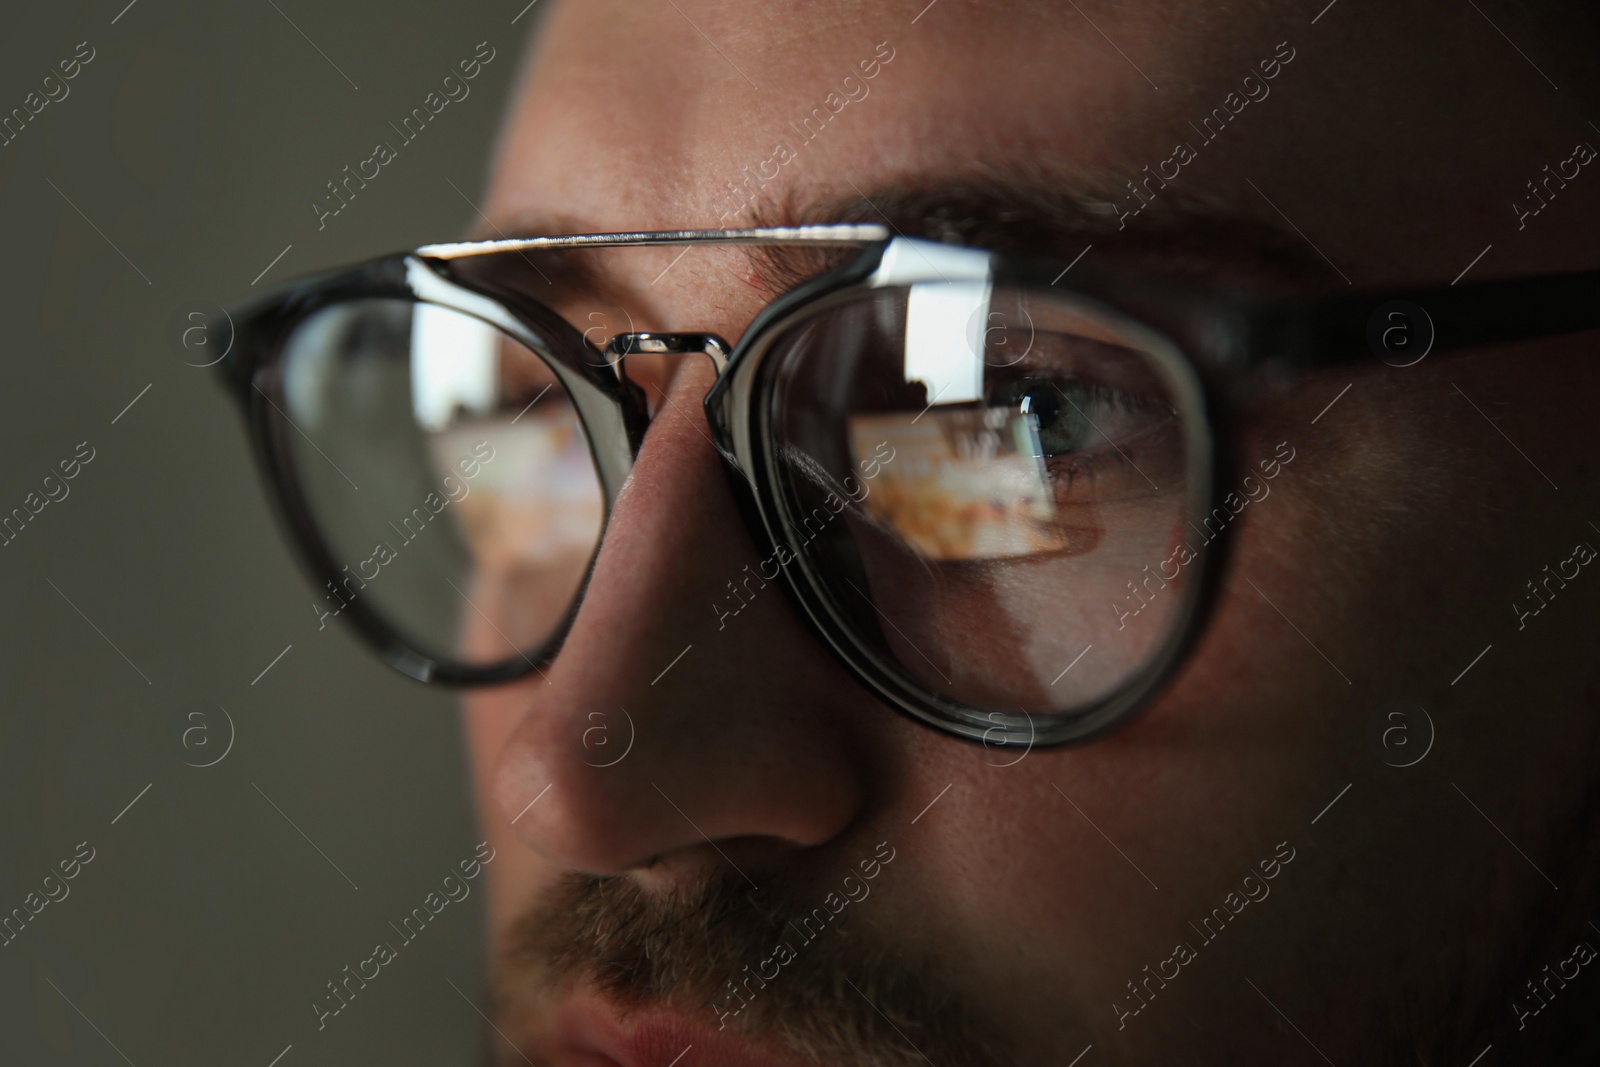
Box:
[461,2,1600,1063]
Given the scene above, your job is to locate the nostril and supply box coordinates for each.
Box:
[493,741,551,835]
[494,747,637,873]
[506,781,554,827]
[492,708,680,875]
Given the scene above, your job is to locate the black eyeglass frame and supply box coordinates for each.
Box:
[216,224,1600,747]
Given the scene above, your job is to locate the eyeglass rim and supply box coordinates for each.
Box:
[712,273,1221,747]
[224,256,652,686]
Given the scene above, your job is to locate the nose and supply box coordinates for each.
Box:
[493,356,872,877]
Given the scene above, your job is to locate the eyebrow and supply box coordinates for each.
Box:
[471,167,1338,304]
[742,169,1337,293]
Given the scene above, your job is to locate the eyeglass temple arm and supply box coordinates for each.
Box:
[1238,267,1600,369]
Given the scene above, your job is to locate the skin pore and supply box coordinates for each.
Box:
[459,1,1600,1063]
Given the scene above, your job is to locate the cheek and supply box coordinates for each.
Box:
[860,749,1253,1053]
[463,687,563,939]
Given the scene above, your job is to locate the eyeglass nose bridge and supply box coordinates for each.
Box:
[602,332,730,375]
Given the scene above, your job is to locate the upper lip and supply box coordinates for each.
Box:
[555,993,813,1067]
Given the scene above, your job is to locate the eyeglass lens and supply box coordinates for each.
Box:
[276,297,604,668]
[765,283,1198,717]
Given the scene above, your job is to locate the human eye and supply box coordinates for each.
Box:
[985,334,1184,505]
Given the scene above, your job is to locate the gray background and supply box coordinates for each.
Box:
[0,2,536,1063]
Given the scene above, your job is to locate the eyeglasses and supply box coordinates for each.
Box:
[214,225,1599,747]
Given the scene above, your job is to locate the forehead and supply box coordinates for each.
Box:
[480,0,1582,319]
[482,0,1276,233]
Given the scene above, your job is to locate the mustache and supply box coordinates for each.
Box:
[495,867,1017,1067]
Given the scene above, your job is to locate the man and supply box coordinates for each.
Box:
[239,1,1600,1062]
